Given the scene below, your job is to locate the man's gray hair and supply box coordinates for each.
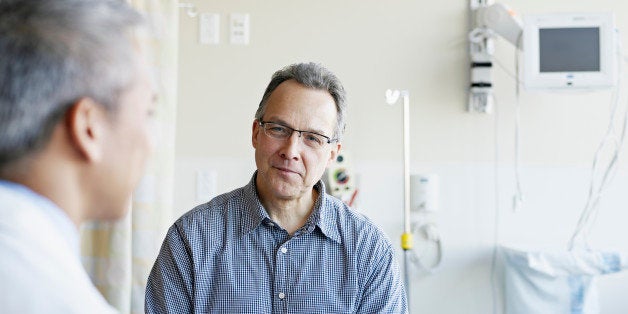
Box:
[0,0,144,168]
[255,62,347,140]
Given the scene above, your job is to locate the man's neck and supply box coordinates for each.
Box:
[5,155,84,229]
[260,188,318,236]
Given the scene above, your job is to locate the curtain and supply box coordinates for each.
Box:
[80,1,178,313]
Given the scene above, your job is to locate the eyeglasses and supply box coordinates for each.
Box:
[258,120,336,149]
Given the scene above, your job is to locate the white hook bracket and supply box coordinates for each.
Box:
[179,2,198,18]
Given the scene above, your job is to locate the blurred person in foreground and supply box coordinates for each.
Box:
[0,0,156,312]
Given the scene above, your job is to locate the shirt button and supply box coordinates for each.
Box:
[278,292,286,299]
[268,222,274,227]
[280,247,288,254]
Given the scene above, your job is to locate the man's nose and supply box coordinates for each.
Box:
[279,131,302,160]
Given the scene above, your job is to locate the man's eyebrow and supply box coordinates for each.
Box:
[267,118,329,136]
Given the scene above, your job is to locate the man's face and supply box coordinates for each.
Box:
[96,56,156,219]
[252,79,341,202]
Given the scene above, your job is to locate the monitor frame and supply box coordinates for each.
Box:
[522,12,617,90]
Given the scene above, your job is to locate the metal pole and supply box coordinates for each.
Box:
[403,92,411,234]
[400,92,413,312]
[386,89,413,312]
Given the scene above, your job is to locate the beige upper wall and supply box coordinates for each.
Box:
[176,0,628,166]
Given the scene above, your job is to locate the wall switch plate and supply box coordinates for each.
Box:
[230,13,250,45]
[199,13,220,45]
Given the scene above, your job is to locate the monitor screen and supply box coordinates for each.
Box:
[539,27,600,73]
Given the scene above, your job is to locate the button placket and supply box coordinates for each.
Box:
[273,238,290,312]
[276,244,289,302]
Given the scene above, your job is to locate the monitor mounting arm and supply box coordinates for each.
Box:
[468,2,523,113]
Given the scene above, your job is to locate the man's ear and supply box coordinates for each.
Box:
[252,120,260,149]
[65,98,108,162]
[327,142,342,167]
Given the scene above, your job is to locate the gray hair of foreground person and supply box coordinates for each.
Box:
[254,62,347,141]
[0,0,144,170]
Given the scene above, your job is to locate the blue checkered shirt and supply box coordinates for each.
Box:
[145,173,407,313]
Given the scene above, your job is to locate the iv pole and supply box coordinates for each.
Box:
[385,89,413,310]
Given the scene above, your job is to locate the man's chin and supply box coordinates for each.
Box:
[269,182,301,199]
[94,199,132,221]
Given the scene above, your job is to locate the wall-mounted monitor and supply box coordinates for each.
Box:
[522,13,617,90]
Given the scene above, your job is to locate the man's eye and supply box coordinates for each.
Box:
[304,134,323,145]
[269,126,286,132]
[267,125,292,137]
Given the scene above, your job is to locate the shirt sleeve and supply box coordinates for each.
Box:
[357,243,408,314]
[145,222,195,314]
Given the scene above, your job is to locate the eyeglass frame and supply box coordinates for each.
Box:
[257,119,338,147]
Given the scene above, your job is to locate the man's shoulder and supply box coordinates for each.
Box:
[176,185,247,226]
[324,195,374,227]
[163,184,256,252]
[323,194,392,246]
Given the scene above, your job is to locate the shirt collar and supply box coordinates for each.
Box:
[240,172,341,244]
[240,172,267,236]
[0,180,80,255]
[314,180,342,244]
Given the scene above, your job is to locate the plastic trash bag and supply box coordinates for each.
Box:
[501,246,625,314]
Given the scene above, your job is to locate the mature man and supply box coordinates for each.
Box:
[0,0,155,313]
[146,63,407,313]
